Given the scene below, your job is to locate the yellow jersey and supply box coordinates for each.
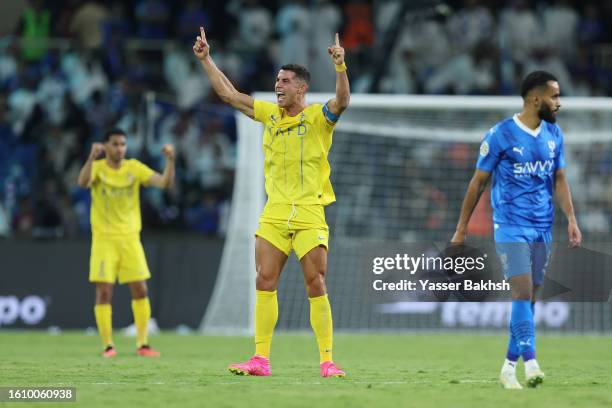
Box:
[89,159,154,238]
[253,100,336,205]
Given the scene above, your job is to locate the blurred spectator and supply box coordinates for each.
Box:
[69,0,109,50]
[578,4,605,45]
[424,41,497,95]
[378,34,418,94]
[309,0,342,92]
[447,0,494,53]
[184,193,221,235]
[232,0,272,53]
[15,0,51,62]
[185,119,233,193]
[135,0,170,39]
[0,202,8,237]
[164,46,210,109]
[8,72,38,136]
[407,17,451,83]
[342,1,374,50]
[0,42,19,88]
[101,2,131,80]
[85,90,114,137]
[14,196,35,234]
[32,179,64,239]
[158,109,199,160]
[36,61,67,125]
[61,50,108,105]
[276,0,310,67]
[499,0,539,62]
[54,0,81,39]
[523,47,575,95]
[176,0,210,45]
[542,0,579,62]
[0,95,16,183]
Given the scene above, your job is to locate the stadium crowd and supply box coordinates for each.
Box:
[0,0,611,238]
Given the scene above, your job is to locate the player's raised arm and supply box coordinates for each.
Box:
[451,169,491,243]
[77,143,105,188]
[554,168,582,247]
[147,144,176,189]
[326,33,350,117]
[193,26,255,119]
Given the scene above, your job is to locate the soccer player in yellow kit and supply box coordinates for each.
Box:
[77,129,175,358]
[193,27,350,377]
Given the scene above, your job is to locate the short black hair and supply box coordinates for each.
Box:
[520,71,558,99]
[280,64,310,84]
[103,128,127,141]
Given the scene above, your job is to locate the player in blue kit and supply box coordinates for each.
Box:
[451,71,582,389]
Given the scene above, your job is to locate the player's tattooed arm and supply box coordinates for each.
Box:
[147,144,176,189]
[77,143,104,188]
[326,33,350,118]
[451,169,491,243]
[193,26,255,119]
[554,168,581,247]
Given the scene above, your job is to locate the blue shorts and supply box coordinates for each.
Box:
[494,223,552,286]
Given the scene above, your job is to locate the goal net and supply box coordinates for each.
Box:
[200,94,612,334]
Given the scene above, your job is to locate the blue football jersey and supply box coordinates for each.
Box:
[476,115,566,228]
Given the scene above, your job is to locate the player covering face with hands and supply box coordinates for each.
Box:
[194,27,350,377]
[78,129,175,358]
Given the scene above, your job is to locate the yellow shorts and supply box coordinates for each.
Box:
[89,236,151,284]
[255,203,329,259]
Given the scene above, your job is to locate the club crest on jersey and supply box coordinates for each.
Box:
[126,173,135,184]
[480,141,489,156]
[548,140,556,158]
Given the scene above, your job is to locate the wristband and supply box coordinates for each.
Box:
[335,62,347,72]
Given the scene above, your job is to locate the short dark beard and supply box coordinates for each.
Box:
[538,103,556,123]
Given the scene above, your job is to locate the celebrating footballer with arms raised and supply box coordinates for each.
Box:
[78,129,175,358]
[193,27,349,377]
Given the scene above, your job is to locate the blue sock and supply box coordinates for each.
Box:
[506,334,520,362]
[531,302,536,350]
[510,300,536,361]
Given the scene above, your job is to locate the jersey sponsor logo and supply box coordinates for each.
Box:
[513,159,554,176]
[480,141,489,156]
[272,124,309,138]
[512,146,524,156]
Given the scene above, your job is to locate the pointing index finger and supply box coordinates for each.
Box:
[200,26,206,42]
[335,32,340,47]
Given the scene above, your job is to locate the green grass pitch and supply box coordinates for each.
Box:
[1,332,611,408]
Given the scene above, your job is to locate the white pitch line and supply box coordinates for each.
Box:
[54,379,495,386]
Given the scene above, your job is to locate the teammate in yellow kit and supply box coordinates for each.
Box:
[77,129,175,358]
[193,27,350,377]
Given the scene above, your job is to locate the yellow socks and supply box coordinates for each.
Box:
[254,290,278,358]
[131,297,151,348]
[309,294,333,363]
[94,304,113,347]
